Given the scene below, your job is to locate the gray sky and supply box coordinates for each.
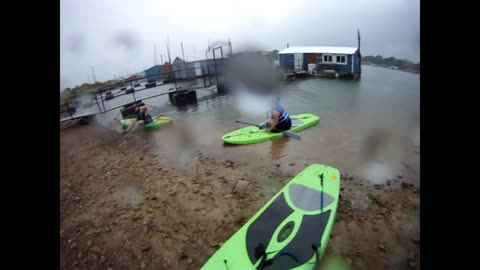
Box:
[60,0,419,90]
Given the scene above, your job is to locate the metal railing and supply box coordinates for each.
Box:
[60,61,226,123]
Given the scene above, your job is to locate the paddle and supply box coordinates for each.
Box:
[151,114,164,121]
[234,120,301,140]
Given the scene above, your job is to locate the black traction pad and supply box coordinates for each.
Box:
[246,190,332,269]
[246,194,294,265]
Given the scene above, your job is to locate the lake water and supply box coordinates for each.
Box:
[97,65,420,186]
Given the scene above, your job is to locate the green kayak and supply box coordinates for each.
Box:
[222,114,320,145]
[120,116,173,131]
[200,164,340,270]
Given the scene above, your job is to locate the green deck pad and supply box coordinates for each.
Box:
[257,210,331,269]
[246,194,294,265]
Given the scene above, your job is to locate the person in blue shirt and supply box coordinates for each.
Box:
[266,98,292,133]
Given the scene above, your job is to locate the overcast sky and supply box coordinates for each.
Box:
[60,0,420,90]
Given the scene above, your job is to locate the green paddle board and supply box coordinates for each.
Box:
[120,116,173,131]
[222,114,320,145]
[200,163,340,270]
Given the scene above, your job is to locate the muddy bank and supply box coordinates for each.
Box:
[60,124,419,270]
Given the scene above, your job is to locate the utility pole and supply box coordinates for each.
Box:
[181,42,185,61]
[166,37,172,64]
[90,66,96,83]
[228,37,232,56]
[154,44,158,65]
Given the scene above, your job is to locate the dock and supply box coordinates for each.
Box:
[60,61,225,123]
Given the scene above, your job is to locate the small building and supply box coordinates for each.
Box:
[163,62,172,79]
[172,57,185,65]
[144,63,174,82]
[172,57,188,80]
[145,56,225,83]
[184,60,207,78]
[278,46,361,77]
[176,58,224,79]
[144,65,164,82]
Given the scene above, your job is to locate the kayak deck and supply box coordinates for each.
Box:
[222,113,320,144]
[120,116,173,131]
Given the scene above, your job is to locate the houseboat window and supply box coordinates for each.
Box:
[323,55,333,62]
[336,55,346,63]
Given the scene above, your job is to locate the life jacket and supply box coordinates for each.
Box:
[273,105,290,123]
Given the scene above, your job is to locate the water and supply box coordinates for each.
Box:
[98,65,420,186]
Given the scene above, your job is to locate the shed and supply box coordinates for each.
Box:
[278,46,361,77]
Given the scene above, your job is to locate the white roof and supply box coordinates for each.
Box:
[278,46,358,55]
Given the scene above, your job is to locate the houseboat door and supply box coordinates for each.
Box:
[194,62,202,76]
[294,53,303,70]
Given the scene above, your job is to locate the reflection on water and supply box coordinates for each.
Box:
[270,137,289,160]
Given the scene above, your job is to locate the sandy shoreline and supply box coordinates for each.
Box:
[60,124,419,270]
